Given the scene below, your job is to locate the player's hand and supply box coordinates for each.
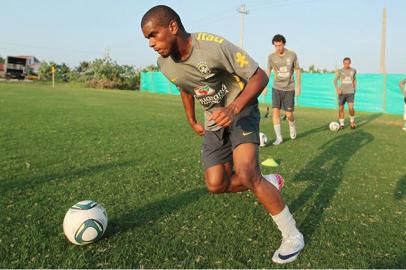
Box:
[191,122,205,136]
[295,85,301,97]
[336,88,342,95]
[209,107,235,127]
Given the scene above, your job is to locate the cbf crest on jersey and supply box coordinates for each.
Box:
[196,62,214,79]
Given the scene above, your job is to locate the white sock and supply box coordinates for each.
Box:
[274,124,282,140]
[350,116,355,123]
[271,206,300,238]
[339,119,344,126]
[288,120,296,129]
[288,120,297,139]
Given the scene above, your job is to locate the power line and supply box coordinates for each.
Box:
[249,0,328,11]
[0,41,104,56]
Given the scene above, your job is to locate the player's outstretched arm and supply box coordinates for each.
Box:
[262,63,272,96]
[295,68,301,96]
[180,90,204,136]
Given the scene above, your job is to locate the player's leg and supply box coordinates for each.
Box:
[202,129,248,194]
[202,127,281,194]
[204,161,283,193]
[348,102,355,129]
[233,144,284,213]
[204,162,248,193]
[338,95,345,129]
[230,103,303,264]
[284,91,296,139]
[272,88,283,145]
[232,143,304,264]
[347,94,355,129]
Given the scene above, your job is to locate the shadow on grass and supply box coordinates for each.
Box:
[370,248,406,268]
[290,130,374,244]
[297,112,382,140]
[107,187,207,236]
[394,174,406,200]
[1,160,137,194]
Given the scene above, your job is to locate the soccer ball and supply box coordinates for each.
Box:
[63,200,108,245]
[329,121,340,131]
[259,132,268,147]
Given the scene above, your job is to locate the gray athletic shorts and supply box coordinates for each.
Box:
[338,93,355,105]
[201,102,260,170]
[272,88,295,112]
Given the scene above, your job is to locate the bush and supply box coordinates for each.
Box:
[79,57,140,90]
[38,57,142,90]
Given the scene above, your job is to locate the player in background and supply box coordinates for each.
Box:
[264,34,301,145]
[334,57,357,129]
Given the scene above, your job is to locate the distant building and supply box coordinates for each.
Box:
[18,55,41,75]
[5,55,41,79]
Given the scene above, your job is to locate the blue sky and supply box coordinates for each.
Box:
[1,0,405,73]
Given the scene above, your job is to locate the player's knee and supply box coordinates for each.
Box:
[235,169,260,190]
[205,175,228,194]
[273,108,280,116]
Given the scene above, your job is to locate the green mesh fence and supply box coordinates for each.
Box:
[141,71,405,115]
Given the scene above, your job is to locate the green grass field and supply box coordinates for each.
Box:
[0,82,405,268]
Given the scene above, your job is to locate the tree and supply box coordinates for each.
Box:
[0,55,4,64]
[38,61,52,81]
[142,64,159,72]
[75,61,90,74]
[85,56,139,90]
[59,63,71,82]
[38,57,140,90]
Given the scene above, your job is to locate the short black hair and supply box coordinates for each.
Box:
[141,5,185,31]
[343,57,351,62]
[272,34,286,44]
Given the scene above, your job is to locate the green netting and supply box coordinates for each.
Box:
[140,71,179,95]
[386,74,405,115]
[141,71,405,115]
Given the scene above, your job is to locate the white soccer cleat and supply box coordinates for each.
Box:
[272,232,304,264]
[289,127,297,139]
[263,174,284,191]
[273,138,283,145]
[403,126,406,131]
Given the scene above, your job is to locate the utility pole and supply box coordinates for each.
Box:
[380,8,387,112]
[380,8,387,74]
[104,47,111,60]
[237,4,249,49]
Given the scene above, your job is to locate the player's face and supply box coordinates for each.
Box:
[273,41,285,54]
[343,60,351,69]
[142,20,177,58]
